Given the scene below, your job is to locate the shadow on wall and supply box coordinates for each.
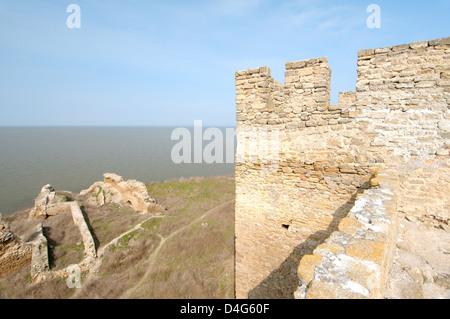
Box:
[42,226,57,269]
[247,175,375,299]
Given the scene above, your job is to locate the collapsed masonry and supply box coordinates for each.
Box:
[235,37,449,298]
[1,173,164,282]
[28,200,100,283]
[80,173,165,213]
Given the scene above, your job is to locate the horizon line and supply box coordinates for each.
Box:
[0,124,238,128]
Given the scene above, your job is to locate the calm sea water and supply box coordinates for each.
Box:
[0,127,235,215]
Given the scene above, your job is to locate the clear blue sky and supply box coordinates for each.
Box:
[0,0,448,127]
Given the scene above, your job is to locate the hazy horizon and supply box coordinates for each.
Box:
[0,127,235,214]
[1,1,449,127]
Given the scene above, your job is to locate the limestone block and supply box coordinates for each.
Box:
[429,37,450,46]
[81,173,165,213]
[0,214,14,253]
[338,217,364,235]
[297,254,322,284]
[346,239,385,266]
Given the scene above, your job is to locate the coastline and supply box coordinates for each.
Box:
[0,126,235,216]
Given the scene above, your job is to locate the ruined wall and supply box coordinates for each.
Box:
[235,36,449,299]
[80,173,165,213]
[31,202,97,283]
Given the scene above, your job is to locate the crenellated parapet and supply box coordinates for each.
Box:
[235,36,450,299]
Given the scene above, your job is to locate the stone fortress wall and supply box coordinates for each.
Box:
[235,37,449,298]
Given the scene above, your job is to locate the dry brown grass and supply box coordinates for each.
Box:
[83,204,149,248]
[0,266,73,299]
[74,231,160,299]
[43,210,84,270]
[130,200,235,299]
[146,175,235,238]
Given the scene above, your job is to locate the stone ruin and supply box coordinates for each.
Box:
[0,213,32,278]
[79,173,165,213]
[1,173,164,283]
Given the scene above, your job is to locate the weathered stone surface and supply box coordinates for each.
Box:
[29,184,57,220]
[80,173,165,213]
[299,280,367,299]
[429,37,450,46]
[0,213,14,250]
[297,255,322,284]
[409,41,428,49]
[358,48,375,58]
[338,217,364,235]
[347,239,385,266]
[28,185,73,220]
[386,212,450,299]
[27,201,98,283]
[0,213,32,278]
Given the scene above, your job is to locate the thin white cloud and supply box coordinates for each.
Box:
[269,1,363,32]
[215,0,262,15]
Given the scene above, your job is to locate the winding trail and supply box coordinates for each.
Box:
[71,199,234,299]
[70,214,165,299]
[119,199,234,299]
